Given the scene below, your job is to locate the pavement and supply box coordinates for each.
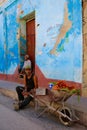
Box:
[0,104,45,130]
[0,80,87,128]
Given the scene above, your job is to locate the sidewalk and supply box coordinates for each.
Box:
[0,80,87,127]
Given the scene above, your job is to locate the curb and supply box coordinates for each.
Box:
[0,88,18,100]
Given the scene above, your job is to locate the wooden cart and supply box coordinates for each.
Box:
[30,88,79,126]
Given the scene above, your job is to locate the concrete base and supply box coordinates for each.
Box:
[82,87,87,97]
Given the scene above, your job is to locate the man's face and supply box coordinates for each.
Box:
[25,69,31,75]
[25,56,28,60]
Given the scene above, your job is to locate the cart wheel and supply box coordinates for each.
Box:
[58,106,72,126]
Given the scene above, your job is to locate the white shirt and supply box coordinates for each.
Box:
[23,60,31,69]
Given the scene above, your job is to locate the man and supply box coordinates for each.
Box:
[14,66,38,110]
[22,55,31,72]
[18,54,31,74]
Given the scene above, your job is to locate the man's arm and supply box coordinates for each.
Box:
[29,75,38,96]
[22,74,29,96]
[23,74,27,91]
[33,75,38,89]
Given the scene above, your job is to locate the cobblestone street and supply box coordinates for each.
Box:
[0,93,87,130]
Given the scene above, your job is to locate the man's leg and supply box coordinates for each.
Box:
[16,86,25,101]
[19,96,33,109]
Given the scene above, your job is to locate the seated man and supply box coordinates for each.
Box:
[14,66,38,110]
[18,54,31,77]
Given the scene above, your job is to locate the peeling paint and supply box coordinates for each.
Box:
[0,0,7,6]
[0,0,82,88]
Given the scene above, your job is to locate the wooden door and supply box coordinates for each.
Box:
[26,19,35,72]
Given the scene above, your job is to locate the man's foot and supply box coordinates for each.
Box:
[13,103,19,111]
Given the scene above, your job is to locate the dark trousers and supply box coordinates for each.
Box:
[16,86,33,109]
[19,96,33,109]
[16,86,25,101]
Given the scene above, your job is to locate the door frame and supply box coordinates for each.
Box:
[23,11,35,22]
[19,11,35,69]
[26,18,35,72]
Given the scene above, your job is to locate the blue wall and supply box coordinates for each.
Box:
[0,0,82,83]
[0,0,19,74]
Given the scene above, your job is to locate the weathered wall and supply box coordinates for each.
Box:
[82,0,87,96]
[0,0,7,6]
[0,0,19,76]
[35,0,82,86]
[0,0,83,90]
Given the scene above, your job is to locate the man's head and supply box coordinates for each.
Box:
[25,66,31,75]
[25,55,29,60]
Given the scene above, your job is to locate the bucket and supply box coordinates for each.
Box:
[49,83,54,89]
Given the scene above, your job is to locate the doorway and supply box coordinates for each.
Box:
[26,19,35,72]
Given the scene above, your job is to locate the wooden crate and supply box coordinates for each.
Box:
[36,88,46,95]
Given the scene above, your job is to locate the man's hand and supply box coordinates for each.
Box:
[22,91,29,96]
[19,74,24,78]
[30,89,35,94]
